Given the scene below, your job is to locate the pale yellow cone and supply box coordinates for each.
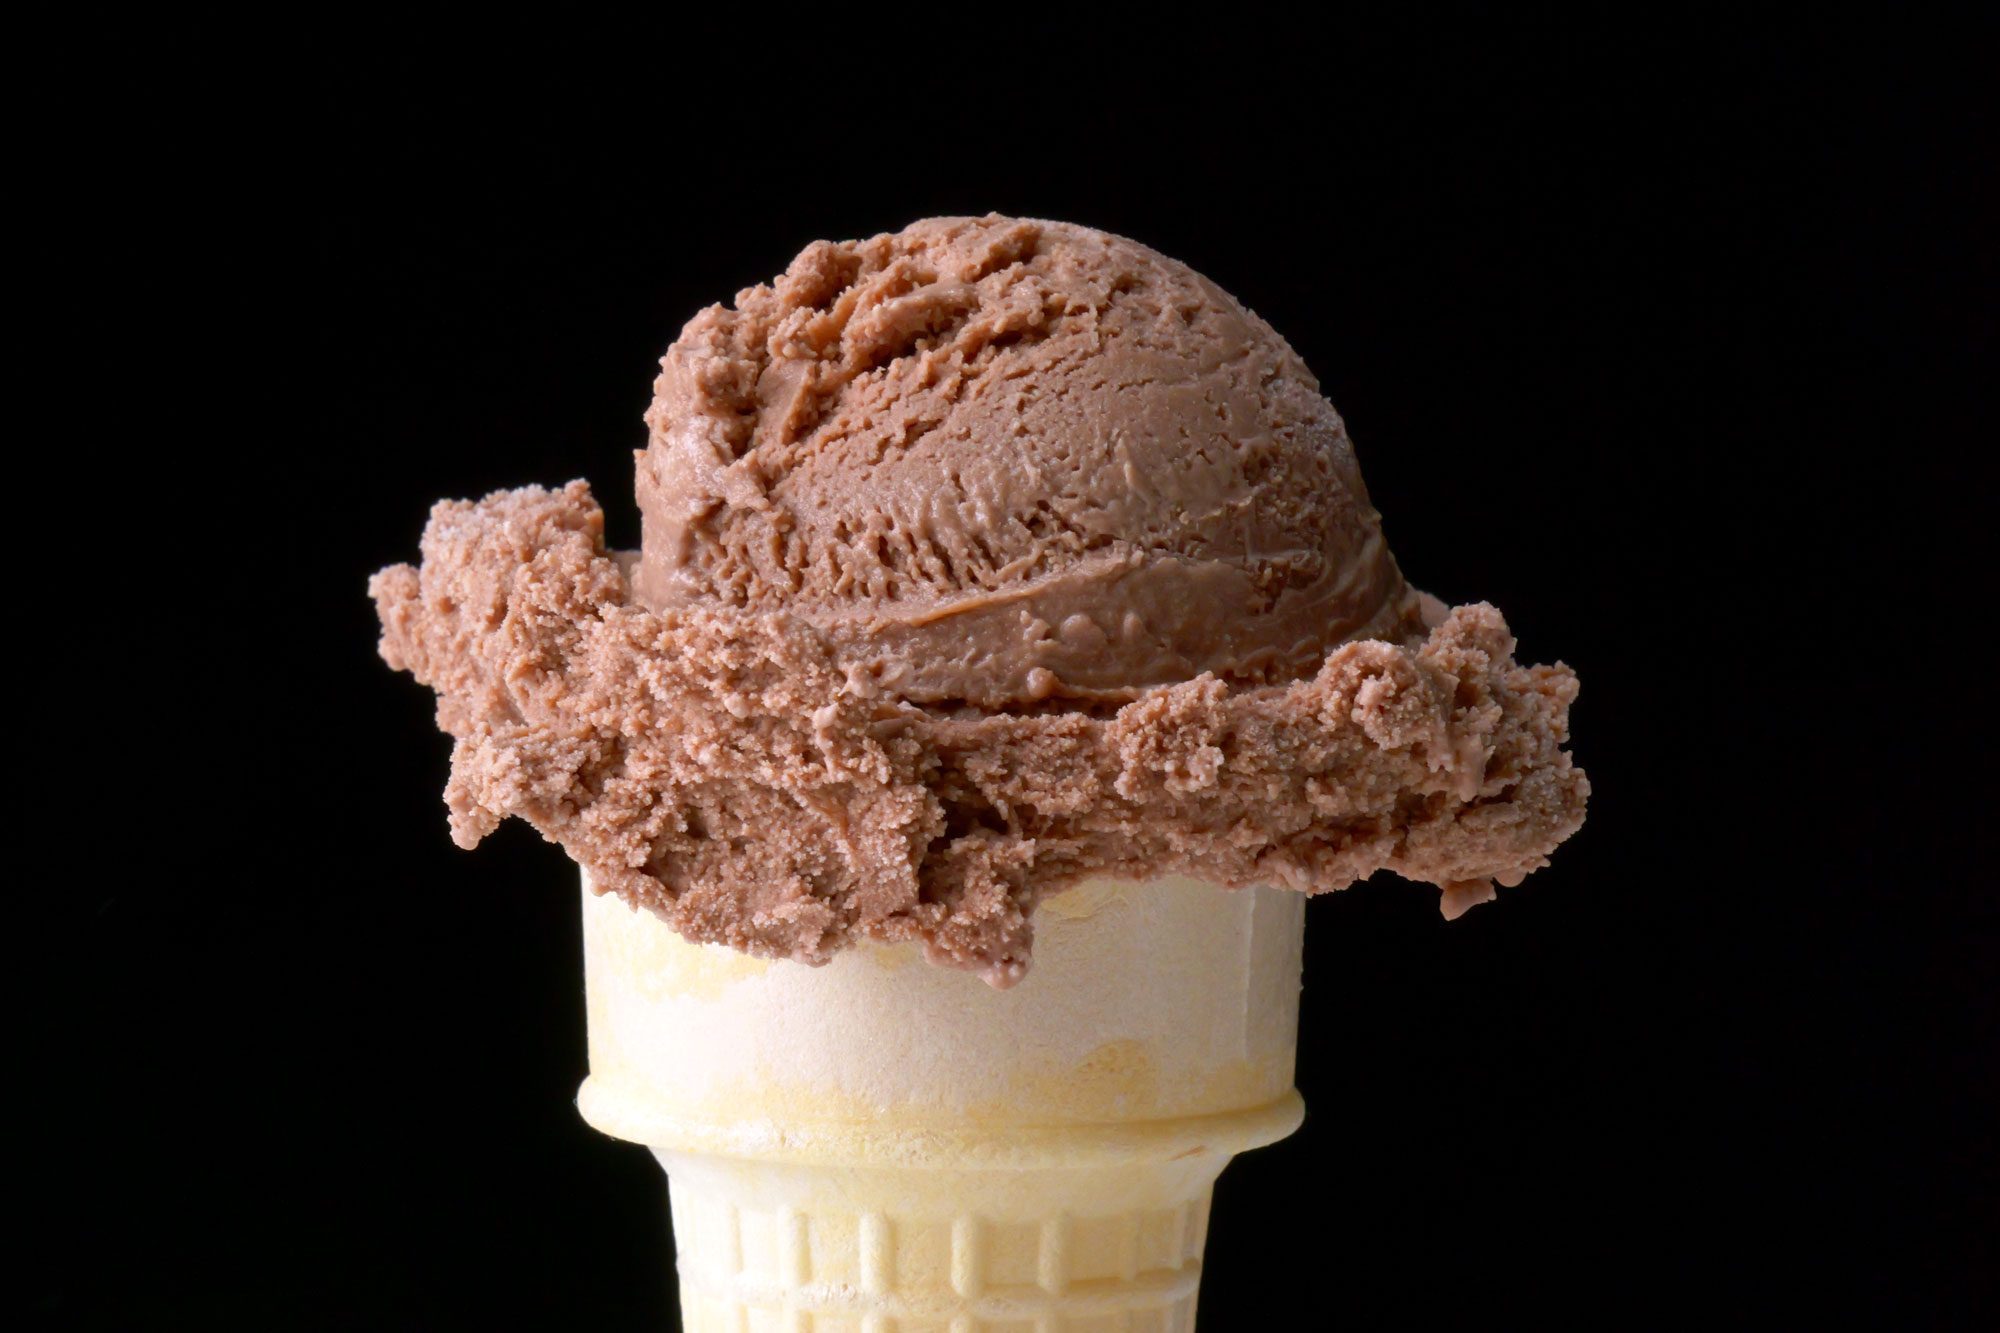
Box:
[578,875,1305,1331]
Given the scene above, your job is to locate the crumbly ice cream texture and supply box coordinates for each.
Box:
[371,216,1588,986]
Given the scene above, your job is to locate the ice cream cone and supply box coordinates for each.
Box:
[578,874,1306,1331]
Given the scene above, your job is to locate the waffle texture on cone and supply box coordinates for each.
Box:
[582,877,1302,1328]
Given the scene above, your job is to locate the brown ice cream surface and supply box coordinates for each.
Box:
[635,216,1420,706]
[371,216,1588,987]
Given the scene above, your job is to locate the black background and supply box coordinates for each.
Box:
[41,15,1992,1329]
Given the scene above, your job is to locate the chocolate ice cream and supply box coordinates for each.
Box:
[371,215,1587,986]
[635,217,1418,705]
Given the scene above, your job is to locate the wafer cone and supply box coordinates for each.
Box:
[578,875,1305,1331]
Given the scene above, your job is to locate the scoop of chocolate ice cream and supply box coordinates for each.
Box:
[634,216,1420,707]
[372,215,1588,984]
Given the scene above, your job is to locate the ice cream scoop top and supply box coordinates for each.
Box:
[634,217,1419,705]
[372,216,1587,985]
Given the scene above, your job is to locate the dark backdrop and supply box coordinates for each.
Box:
[42,15,1992,1329]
